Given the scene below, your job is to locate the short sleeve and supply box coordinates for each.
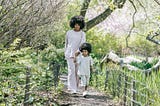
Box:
[77,54,82,64]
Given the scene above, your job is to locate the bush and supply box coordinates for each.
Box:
[130,59,159,70]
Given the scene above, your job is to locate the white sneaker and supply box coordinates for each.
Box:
[83,91,87,97]
[71,90,77,94]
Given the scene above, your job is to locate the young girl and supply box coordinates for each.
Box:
[76,43,93,97]
[64,16,86,93]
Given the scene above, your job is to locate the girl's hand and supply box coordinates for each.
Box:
[73,57,77,63]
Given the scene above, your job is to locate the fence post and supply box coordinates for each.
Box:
[95,68,98,88]
[132,80,136,106]
[112,72,116,97]
[24,66,31,106]
[51,62,60,88]
[117,73,121,97]
[104,68,109,91]
[124,75,128,106]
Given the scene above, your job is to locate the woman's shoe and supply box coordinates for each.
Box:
[71,90,77,94]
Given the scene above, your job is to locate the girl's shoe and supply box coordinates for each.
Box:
[83,91,87,97]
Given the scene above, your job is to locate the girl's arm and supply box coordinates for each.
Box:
[90,57,94,72]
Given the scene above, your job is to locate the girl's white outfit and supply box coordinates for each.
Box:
[65,30,86,92]
[77,54,93,86]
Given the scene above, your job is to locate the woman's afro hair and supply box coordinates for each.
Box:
[70,15,85,29]
[79,42,92,53]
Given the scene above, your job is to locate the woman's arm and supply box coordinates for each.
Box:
[75,31,86,56]
[81,31,86,44]
[65,31,68,52]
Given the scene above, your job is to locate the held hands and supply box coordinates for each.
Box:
[73,57,77,63]
[74,51,80,63]
[75,51,80,57]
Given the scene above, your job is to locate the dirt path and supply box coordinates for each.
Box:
[56,75,122,106]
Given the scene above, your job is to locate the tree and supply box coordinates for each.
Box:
[0,0,67,49]
[79,0,160,47]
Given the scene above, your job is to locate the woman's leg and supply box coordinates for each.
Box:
[67,58,77,92]
[75,63,79,88]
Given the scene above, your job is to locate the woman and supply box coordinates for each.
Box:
[65,15,86,93]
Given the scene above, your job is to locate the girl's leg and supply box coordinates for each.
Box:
[84,75,90,91]
[67,58,77,92]
[85,85,88,91]
[82,75,88,97]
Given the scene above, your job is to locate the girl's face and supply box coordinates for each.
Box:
[82,50,89,57]
[74,24,80,31]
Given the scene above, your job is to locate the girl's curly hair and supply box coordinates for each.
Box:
[79,42,92,53]
[70,15,85,29]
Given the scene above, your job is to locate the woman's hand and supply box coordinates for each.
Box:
[75,51,80,57]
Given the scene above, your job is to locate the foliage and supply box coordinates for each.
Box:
[0,0,160,105]
[0,39,64,105]
[90,62,160,105]
[130,58,159,70]
[86,28,119,58]
[0,0,66,49]
[127,35,159,56]
[134,36,154,56]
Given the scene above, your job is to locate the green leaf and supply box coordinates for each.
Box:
[0,103,5,106]
[0,6,2,10]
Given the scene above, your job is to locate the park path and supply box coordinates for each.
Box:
[56,75,122,106]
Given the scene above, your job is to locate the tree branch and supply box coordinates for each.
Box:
[84,0,126,32]
[113,0,126,8]
[80,0,91,17]
[126,0,137,47]
[153,0,160,6]
[85,8,113,32]
[0,0,66,48]
[146,30,160,45]
[137,0,148,20]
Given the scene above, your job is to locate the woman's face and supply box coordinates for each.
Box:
[74,24,80,31]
